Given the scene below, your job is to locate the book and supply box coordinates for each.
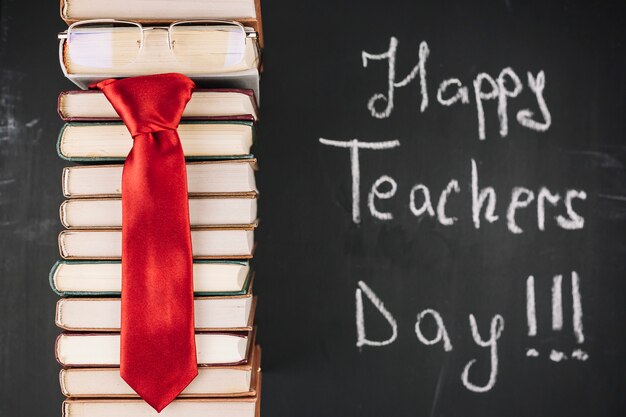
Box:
[64,70,260,100]
[59,23,260,94]
[58,89,258,121]
[59,228,256,260]
[56,285,256,331]
[63,394,260,417]
[58,121,255,161]
[62,159,257,198]
[59,345,261,398]
[59,24,260,74]
[59,0,265,48]
[61,0,258,20]
[50,260,251,297]
[60,196,257,229]
[62,373,261,417]
[56,330,254,366]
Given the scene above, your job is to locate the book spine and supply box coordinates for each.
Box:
[59,0,68,22]
[56,124,68,161]
[57,91,67,120]
[48,260,252,296]
[49,260,122,297]
[48,260,65,297]
[56,121,256,162]
[58,369,69,397]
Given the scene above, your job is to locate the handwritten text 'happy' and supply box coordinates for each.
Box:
[362,38,551,139]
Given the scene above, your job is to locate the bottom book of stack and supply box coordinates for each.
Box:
[58,342,262,417]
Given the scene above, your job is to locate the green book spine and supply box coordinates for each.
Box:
[49,260,252,297]
[57,120,256,162]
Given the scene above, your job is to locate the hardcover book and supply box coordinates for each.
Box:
[56,330,254,366]
[58,227,257,260]
[50,260,252,297]
[60,345,261,398]
[62,159,257,198]
[60,196,257,229]
[62,379,261,417]
[58,89,258,121]
[59,0,264,47]
[57,121,256,161]
[58,22,261,94]
[56,286,256,331]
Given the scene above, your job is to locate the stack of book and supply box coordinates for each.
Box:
[52,1,263,416]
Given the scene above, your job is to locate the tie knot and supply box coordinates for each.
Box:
[91,74,195,137]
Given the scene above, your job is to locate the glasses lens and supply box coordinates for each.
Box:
[65,22,142,70]
[170,22,247,70]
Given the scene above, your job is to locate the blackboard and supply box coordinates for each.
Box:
[1,0,625,416]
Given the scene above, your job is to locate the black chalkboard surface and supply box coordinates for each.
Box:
[0,1,625,416]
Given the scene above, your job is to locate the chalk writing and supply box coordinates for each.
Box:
[437,180,460,226]
[368,175,397,220]
[355,280,398,348]
[361,38,551,139]
[437,78,469,106]
[318,138,400,224]
[415,309,453,352]
[525,271,588,361]
[320,37,592,398]
[517,71,551,132]
[356,271,588,392]
[572,271,584,344]
[526,276,537,337]
[318,140,587,233]
[362,38,429,118]
[409,184,435,217]
[461,314,504,393]
[552,274,564,331]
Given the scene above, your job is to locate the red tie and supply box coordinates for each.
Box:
[91,74,197,412]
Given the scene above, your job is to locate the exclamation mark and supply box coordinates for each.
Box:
[549,275,566,361]
[525,271,589,362]
[552,274,563,331]
[571,271,588,361]
[526,276,539,357]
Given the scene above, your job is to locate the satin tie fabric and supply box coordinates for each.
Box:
[91,73,197,412]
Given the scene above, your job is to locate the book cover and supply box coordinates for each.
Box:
[49,260,253,297]
[57,120,256,162]
[59,0,265,47]
[57,88,258,121]
[59,345,262,398]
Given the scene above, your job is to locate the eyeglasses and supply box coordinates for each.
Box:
[58,19,258,70]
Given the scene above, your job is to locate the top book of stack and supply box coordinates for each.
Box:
[58,0,263,96]
[60,0,264,46]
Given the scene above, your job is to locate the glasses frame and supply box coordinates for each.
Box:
[57,18,260,83]
[58,18,257,52]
